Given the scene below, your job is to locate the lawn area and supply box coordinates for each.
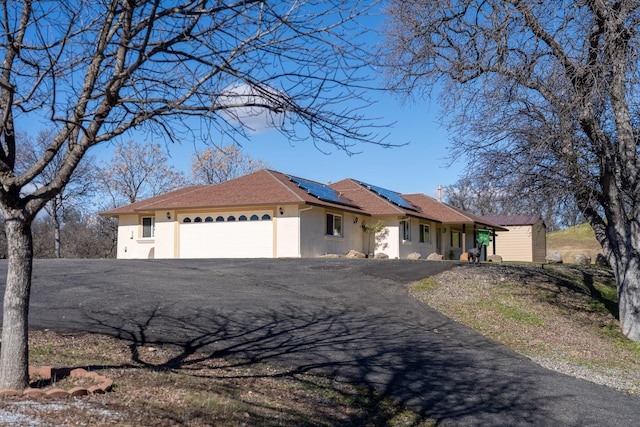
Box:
[412,263,640,395]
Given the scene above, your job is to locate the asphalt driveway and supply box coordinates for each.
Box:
[2,258,639,426]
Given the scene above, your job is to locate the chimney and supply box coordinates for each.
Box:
[438,185,442,202]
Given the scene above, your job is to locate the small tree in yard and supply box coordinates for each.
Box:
[0,0,382,390]
[383,1,640,342]
[362,220,388,256]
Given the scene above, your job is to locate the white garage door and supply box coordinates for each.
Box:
[179,218,274,258]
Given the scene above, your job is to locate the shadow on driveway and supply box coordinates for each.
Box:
[11,259,640,426]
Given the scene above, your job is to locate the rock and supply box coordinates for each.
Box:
[427,253,444,261]
[574,253,591,265]
[319,253,341,258]
[487,255,503,263]
[459,252,469,262]
[595,253,610,267]
[545,251,563,264]
[345,249,366,259]
[407,252,422,260]
[374,252,389,259]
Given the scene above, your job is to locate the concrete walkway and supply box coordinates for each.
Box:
[3,258,638,426]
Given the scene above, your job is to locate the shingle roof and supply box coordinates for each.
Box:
[330,179,440,222]
[481,214,543,227]
[101,169,369,216]
[101,169,505,231]
[403,194,508,230]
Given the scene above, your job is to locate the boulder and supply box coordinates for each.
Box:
[345,249,366,259]
[487,255,503,263]
[374,252,389,260]
[595,253,610,267]
[574,253,591,265]
[407,252,422,260]
[545,251,563,264]
[459,252,469,262]
[427,253,444,261]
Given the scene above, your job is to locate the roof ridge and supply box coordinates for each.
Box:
[133,185,208,211]
[264,169,306,203]
[347,179,406,215]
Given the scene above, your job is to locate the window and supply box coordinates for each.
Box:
[216,216,224,222]
[400,220,410,241]
[239,215,248,221]
[227,215,236,222]
[261,214,271,220]
[326,213,342,237]
[194,217,202,223]
[250,215,259,221]
[451,230,462,247]
[183,217,191,223]
[205,216,213,222]
[419,224,430,243]
[142,217,155,238]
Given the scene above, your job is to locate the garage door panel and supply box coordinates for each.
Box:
[179,221,273,258]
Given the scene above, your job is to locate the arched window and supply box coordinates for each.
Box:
[216,216,224,222]
[239,215,248,221]
[183,217,192,223]
[250,214,259,221]
[194,217,203,223]
[205,216,213,222]
[227,215,236,222]
[261,214,271,220]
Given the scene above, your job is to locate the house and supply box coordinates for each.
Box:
[402,194,508,261]
[481,215,547,262]
[101,169,506,260]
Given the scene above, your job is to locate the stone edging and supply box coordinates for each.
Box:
[0,367,113,398]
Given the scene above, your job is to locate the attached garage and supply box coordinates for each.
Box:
[178,212,274,258]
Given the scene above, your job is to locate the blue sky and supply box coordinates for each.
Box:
[129,91,465,198]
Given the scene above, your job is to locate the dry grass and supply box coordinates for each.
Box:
[547,223,603,262]
[0,330,434,427]
[411,263,640,395]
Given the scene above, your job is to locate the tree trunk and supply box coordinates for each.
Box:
[0,218,33,390]
[613,255,640,342]
[53,209,61,259]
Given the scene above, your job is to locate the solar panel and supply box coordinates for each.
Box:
[289,176,356,207]
[359,181,418,211]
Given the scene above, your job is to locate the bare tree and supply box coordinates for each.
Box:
[191,145,270,185]
[0,0,382,389]
[382,1,640,341]
[16,130,95,258]
[97,141,187,206]
[445,176,582,231]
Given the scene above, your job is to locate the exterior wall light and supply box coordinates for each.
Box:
[279,207,284,215]
[166,212,171,219]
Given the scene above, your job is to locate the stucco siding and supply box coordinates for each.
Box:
[116,214,156,259]
[300,207,365,257]
[275,206,301,258]
[376,217,400,259]
[154,211,176,259]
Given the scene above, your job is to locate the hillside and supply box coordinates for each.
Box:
[547,223,603,263]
